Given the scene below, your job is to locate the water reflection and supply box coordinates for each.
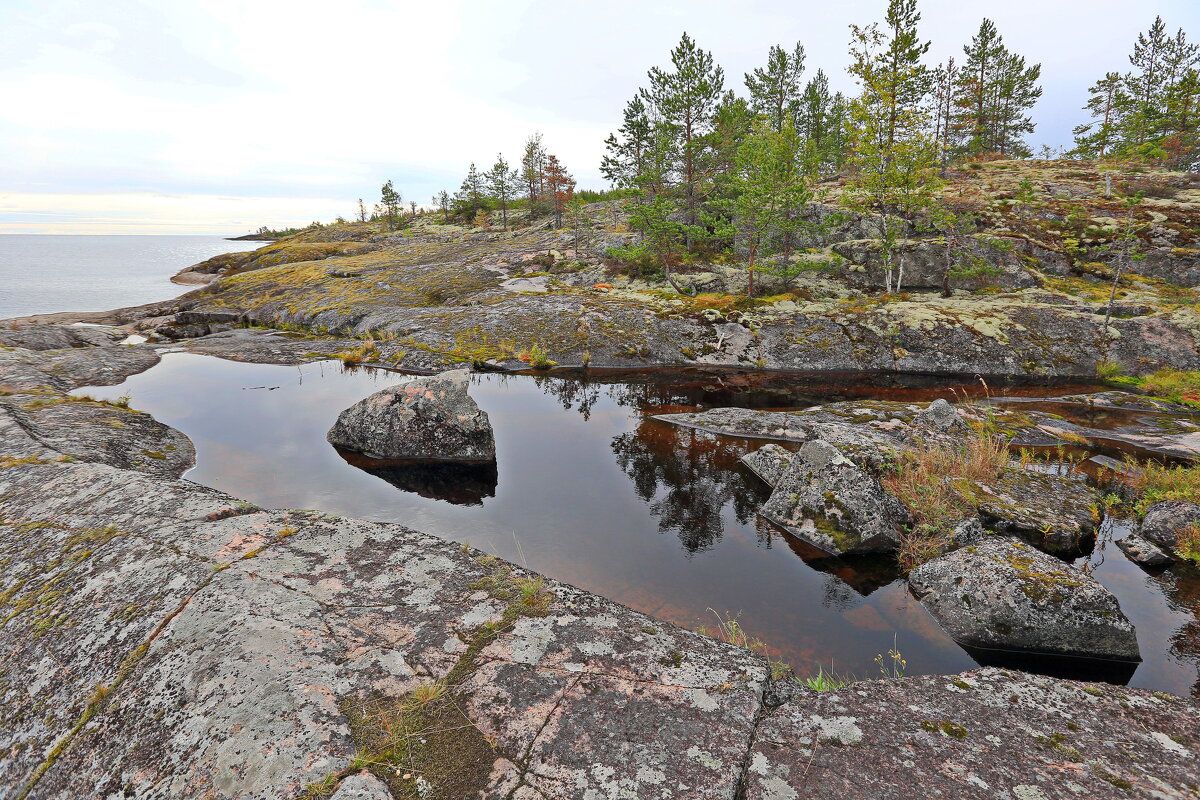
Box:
[71,354,1199,695]
[335,449,499,506]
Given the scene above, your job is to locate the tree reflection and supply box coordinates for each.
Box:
[610,417,759,553]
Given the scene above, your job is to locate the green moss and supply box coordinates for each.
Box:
[920,720,968,739]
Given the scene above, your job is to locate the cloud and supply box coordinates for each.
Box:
[0,0,1196,233]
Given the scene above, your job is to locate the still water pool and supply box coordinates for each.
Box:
[77,353,1200,697]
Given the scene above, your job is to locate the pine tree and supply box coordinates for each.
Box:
[1125,16,1171,147]
[521,133,548,211]
[434,190,451,223]
[952,19,1042,157]
[724,119,812,296]
[744,42,806,133]
[1072,72,1125,158]
[846,4,942,294]
[486,154,519,231]
[795,70,846,175]
[641,33,726,236]
[380,180,403,231]
[930,57,960,165]
[602,95,655,189]
[357,198,367,223]
[541,155,575,228]
[454,163,488,220]
[849,0,932,156]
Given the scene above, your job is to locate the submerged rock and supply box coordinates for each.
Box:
[327,370,496,462]
[758,440,909,556]
[1141,501,1200,553]
[1117,533,1176,568]
[909,537,1140,663]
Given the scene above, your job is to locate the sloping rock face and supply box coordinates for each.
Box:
[0,324,126,350]
[1141,501,1200,552]
[327,370,495,462]
[909,537,1140,662]
[748,668,1199,800]
[739,443,795,487]
[1117,533,1175,567]
[758,440,910,556]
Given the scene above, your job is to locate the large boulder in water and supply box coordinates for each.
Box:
[326,370,495,462]
[758,440,910,556]
[909,537,1140,663]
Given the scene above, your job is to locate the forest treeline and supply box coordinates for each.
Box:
[359,1,1196,294]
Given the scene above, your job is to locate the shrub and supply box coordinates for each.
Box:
[1177,524,1200,563]
[1124,462,1200,514]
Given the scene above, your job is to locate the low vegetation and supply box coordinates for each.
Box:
[882,424,1007,569]
[1125,461,1200,513]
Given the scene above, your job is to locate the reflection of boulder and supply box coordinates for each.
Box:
[327,369,495,461]
[909,537,1140,664]
[336,448,498,506]
[959,646,1138,685]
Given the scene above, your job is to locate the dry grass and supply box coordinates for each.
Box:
[883,427,1008,570]
[1177,524,1200,563]
[337,341,380,366]
[1124,461,1200,514]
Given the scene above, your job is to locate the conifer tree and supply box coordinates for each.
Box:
[930,57,960,165]
[434,190,451,223]
[744,42,806,133]
[602,95,655,189]
[641,33,725,235]
[849,0,931,155]
[724,119,812,296]
[1072,72,1125,158]
[953,19,1042,157]
[357,198,367,223]
[521,133,548,211]
[486,154,519,231]
[380,180,403,231]
[795,70,847,174]
[542,155,575,228]
[454,163,488,220]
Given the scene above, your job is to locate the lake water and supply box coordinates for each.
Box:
[0,234,255,319]
[76,355,1200,698]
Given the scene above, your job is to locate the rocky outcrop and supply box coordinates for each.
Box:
[0,323,128,351]
[909,537,1140,663]
[327,370,496,462]
[758,440,910,556]
[832,236,1042,291]
[171,241,379,285]
[1141,501,1200,553]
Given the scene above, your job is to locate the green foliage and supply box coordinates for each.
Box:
[1137,368,1200,406]
[797,665,855,691]
[1125,461,1200,514]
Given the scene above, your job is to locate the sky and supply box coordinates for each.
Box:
[2,0,1197,235]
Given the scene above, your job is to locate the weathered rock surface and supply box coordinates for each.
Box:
[909,537,1140,662]
[832,236,1042,291]
[1141,501,1200,552]
[971,467,1099,553]
[0,323,127,350]
[759,440,910,556]
[739,443,795,487]
[747,668,1199,800]
[327,369,496,462]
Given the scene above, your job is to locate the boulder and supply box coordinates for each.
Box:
[970,467,1099,553]
[327,370,495,462]
[1141,501,1200,553]
[1117,533,1175,567]
[909,537,1141,662]
[910,398,970,438]
[758,440,910,556]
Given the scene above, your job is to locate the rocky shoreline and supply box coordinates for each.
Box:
[0,323,1197,798]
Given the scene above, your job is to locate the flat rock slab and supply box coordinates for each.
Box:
[746,668,1199,800]
[971,467,1099,553]
[909,537,1140,662]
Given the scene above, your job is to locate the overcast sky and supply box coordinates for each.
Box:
[2,0,1197,235]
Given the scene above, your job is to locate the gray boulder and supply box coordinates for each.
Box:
[739,443,794,488]
[970,467,1099,553]
[1117,533,1175,568]
[758,440,910,556]
[1141,501,1200,553]
[327,369,495,462]
[831,237,1041,292]
[910,398,969,438]
[909,537,1140,662]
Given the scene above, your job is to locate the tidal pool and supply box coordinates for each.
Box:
[77,352,1200,697]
